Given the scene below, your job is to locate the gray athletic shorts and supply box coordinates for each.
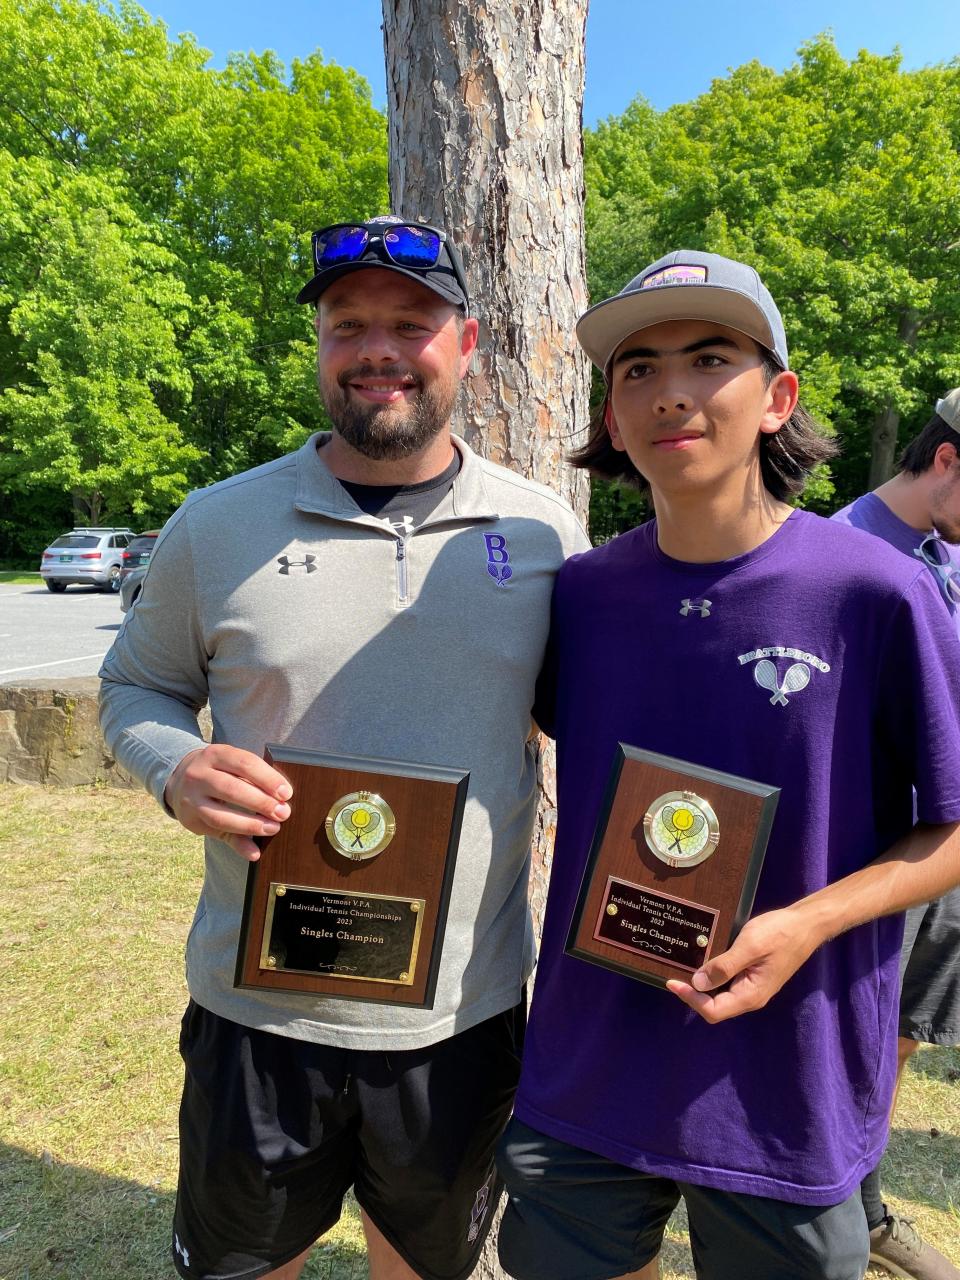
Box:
[899,885,960,1045]
[497,1119,869,1280]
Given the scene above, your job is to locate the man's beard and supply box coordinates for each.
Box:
[932,514,960,546]
[930,473,960,544]
[319,363,458,461]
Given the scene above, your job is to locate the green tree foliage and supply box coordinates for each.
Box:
[584,36,960,532]
[0,0,387,563]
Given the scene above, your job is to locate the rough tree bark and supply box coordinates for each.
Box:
[381,0,591,943]
[381,3,591,1275]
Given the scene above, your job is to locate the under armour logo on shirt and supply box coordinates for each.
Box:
[680,598,712,617]
[277,555,317,575]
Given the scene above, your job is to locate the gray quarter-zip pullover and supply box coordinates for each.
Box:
[99,433,589,1048]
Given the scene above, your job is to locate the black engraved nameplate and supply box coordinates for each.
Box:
[261,884,424,985]
[594,877,719,972]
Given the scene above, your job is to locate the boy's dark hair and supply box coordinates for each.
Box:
[898,415,960,476]
[569,349,838,503]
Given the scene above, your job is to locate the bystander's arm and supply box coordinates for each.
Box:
[668,820,960,1023]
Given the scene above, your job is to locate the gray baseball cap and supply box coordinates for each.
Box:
[936,388,960,432]
[576,249,789,374]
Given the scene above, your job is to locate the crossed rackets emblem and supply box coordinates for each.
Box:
[345,804,381,848]
[325,791,397,861]
[660,804,706,855]
[643,790,719,867]
[753,659,810,706]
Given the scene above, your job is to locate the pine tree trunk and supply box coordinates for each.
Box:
[381,0,590,512]
[381,4,591,1275]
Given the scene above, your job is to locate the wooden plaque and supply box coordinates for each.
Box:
[566,745,779,988]
[235,746,469,1007]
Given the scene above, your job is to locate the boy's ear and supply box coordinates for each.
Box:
[605,398,625,452]
[759,369,799,435]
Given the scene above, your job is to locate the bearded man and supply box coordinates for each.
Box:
[99,215,587,1280]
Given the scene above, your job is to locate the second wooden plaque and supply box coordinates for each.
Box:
[566,745,779,988]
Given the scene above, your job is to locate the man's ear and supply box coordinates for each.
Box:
[933,440,960,477]
[605,398,626,452]
[459,316,480,376]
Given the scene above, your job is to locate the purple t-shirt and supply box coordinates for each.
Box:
[515,510,960,1205]
[833,491,960,639]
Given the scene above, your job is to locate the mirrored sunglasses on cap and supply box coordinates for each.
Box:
[310,221,469,301]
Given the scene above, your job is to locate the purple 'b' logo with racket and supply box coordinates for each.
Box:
[483,533,512,586]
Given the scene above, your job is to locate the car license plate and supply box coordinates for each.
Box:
[60,555,71,562]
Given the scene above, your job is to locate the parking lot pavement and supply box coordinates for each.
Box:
[0,582,124,684]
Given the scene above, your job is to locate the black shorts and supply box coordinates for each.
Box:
[497,1119,870,1280]
[899,886,960,1045]
[172,997,525,1280]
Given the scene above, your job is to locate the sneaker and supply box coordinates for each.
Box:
[869,1213,960,1279]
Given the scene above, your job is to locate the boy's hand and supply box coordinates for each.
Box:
[666,905,820,1022]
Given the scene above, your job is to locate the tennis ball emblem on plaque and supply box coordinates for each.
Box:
[325,791,397,861]
[643,790,720,869]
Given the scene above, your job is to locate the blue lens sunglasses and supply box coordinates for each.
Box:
[311,221,470,309]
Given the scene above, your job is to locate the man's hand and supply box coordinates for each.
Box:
[665,905,821,1023]
[164,744,293,861]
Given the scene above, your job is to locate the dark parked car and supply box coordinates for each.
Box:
[119,531,160,612]
[40,527,135,592]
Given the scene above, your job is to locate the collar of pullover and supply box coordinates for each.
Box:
[294,432,499,525]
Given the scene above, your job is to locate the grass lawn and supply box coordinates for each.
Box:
[1,783,958,1279]
[0,572,41,585]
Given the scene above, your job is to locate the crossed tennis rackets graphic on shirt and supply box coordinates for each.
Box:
[753,659,811,706]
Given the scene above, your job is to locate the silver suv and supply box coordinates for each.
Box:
[40,527,135,593]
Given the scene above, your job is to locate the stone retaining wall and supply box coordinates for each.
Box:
[0,678,209,788]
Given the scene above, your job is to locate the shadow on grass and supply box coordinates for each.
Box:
[885,1124,960,1218]
[909,1043,960,1084]
[0,1144,367,1280]
[882,1046,960,1223]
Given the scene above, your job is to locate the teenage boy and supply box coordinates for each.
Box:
[99,215,587,1280]
[833,389,960,1280]
[496,250,960,1280]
